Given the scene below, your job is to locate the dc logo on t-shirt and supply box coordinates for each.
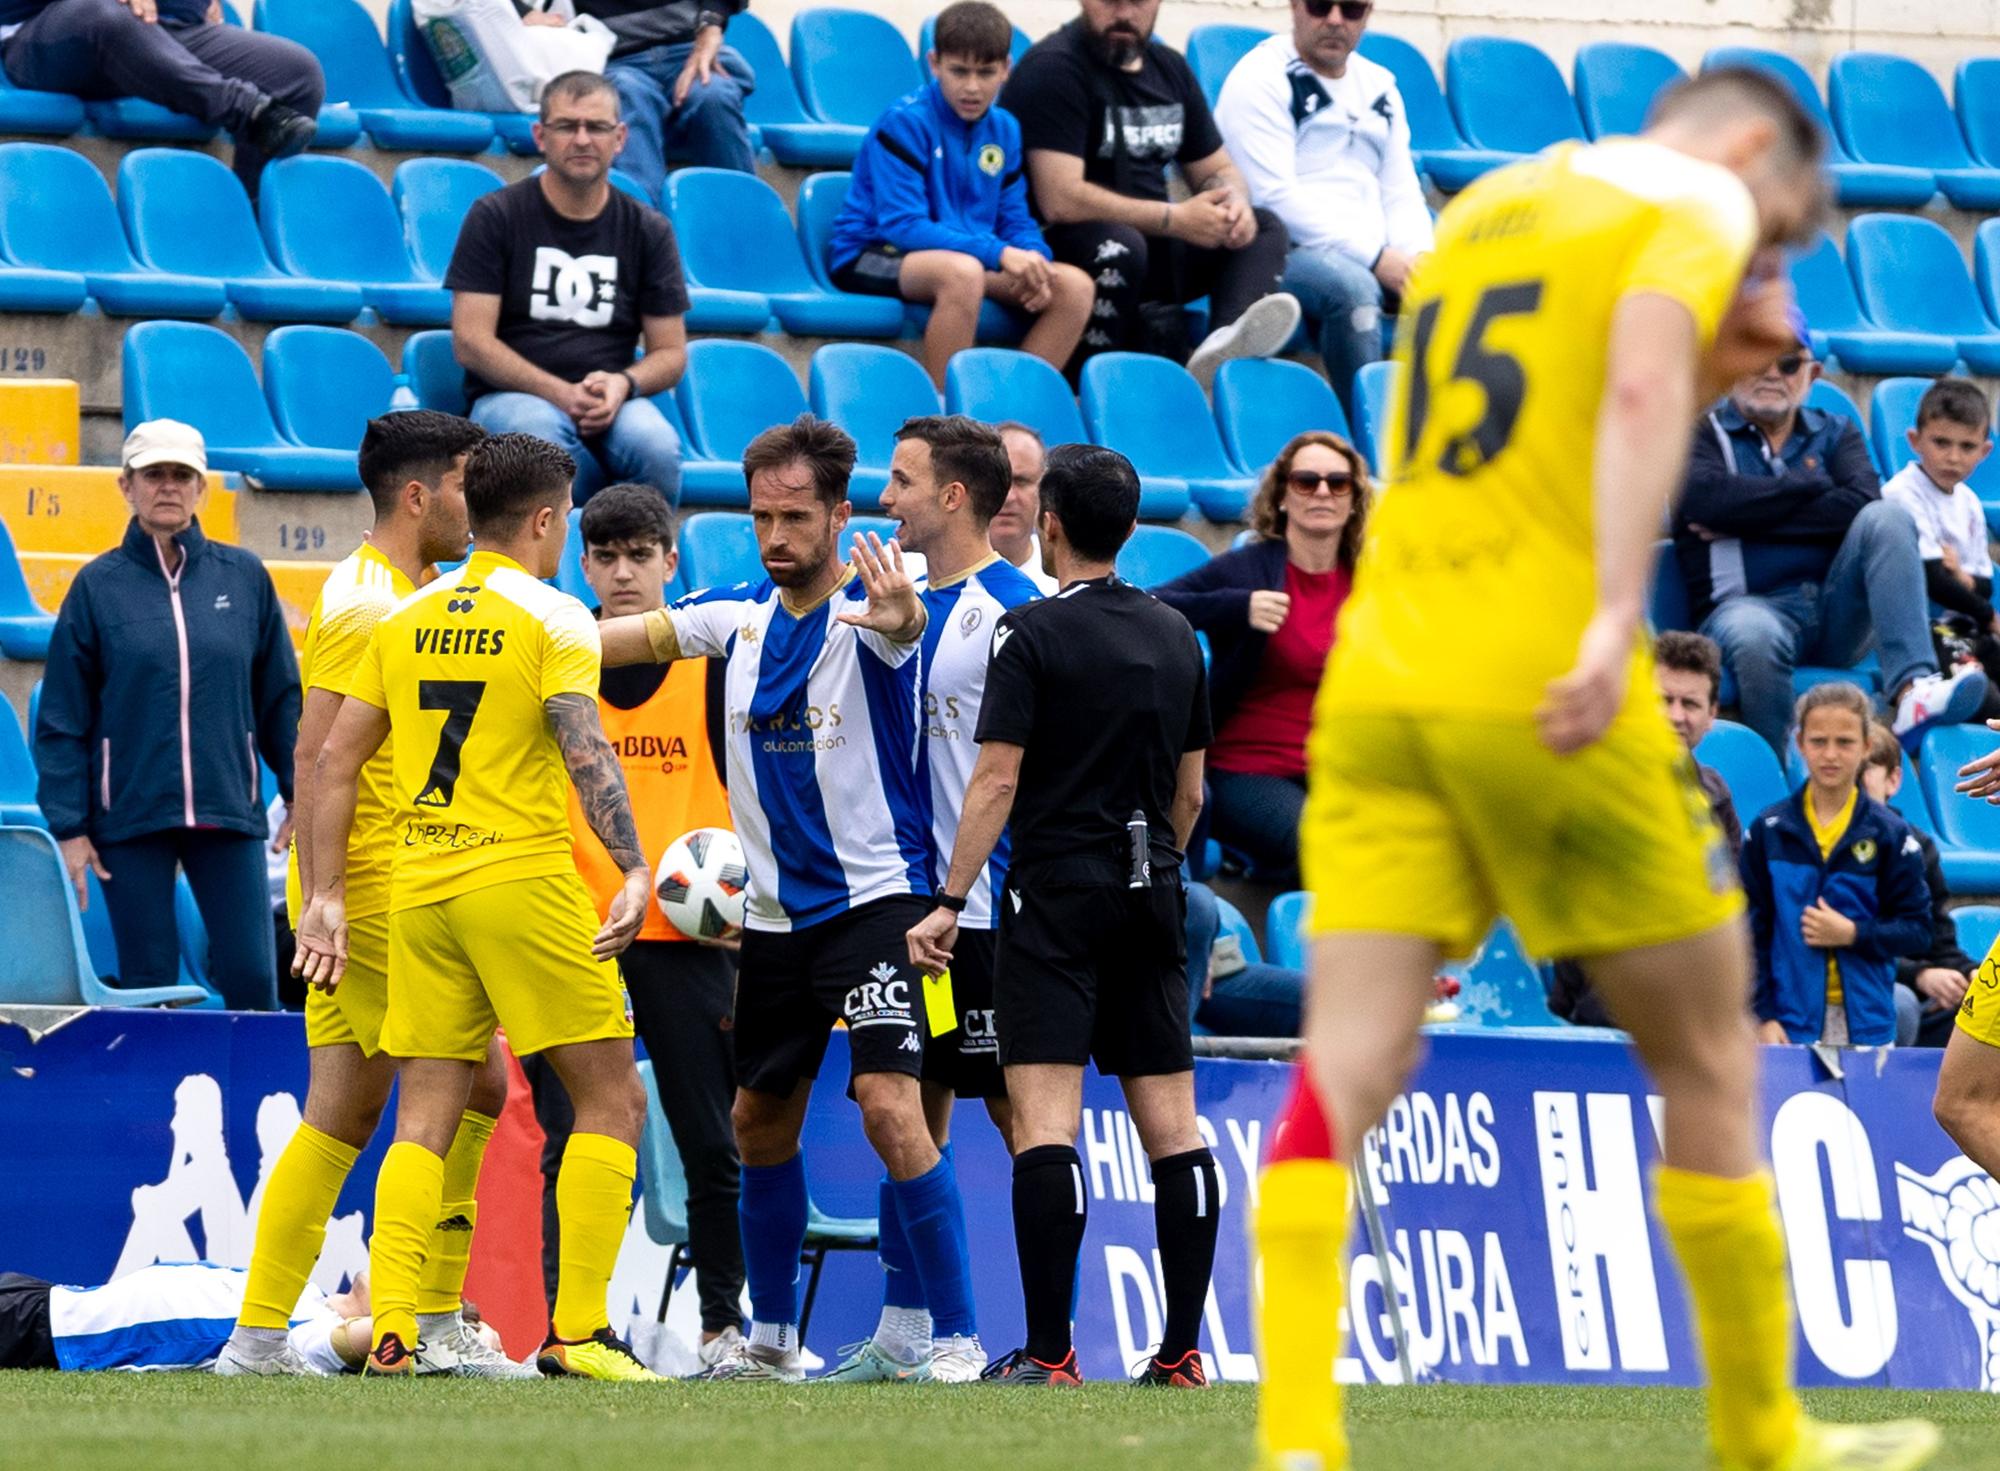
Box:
[529,246,618,328]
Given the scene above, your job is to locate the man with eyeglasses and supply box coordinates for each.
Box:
[1214,0,1430,419]
[446,70,691,507]
[1675,336,1988,755]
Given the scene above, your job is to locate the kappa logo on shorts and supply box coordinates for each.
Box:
[900,1032,922,1054]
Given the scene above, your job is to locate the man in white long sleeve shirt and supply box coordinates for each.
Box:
[1215,0,1432,418]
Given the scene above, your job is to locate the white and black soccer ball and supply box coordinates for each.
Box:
[655,827,747,941]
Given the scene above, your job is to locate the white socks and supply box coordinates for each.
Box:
[749,1320,797,1355]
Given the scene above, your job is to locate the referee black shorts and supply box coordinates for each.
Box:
[922,925,1004,1100]
[995,878,1193,1077]
[0,1273,55,1369]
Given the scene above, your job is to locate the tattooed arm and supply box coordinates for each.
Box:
[547,692,652,959]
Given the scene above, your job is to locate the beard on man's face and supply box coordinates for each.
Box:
[1088,19,1146,66]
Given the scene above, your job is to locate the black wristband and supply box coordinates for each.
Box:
[618,368,638,398]
[934,892,967,914]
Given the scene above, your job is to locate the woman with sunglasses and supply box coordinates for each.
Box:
[1156,431,1369,885]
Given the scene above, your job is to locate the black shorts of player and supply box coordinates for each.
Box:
[922,925,1004,1100]
[0,1273,55,1369]
[995,878,1193,1076]
[830,245,906,298]
[735,894,931,1096]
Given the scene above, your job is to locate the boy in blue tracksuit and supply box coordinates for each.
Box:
[826,0,1093,387]
[1741,683,1931,1046]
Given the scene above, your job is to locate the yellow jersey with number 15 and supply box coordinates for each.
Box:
[1322,139,1757,720]
[348,547,602,911]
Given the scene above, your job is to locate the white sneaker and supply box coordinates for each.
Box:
[1893,666,1989,747]
[698,1339,806,1382]
[432,1318,542,1380]
[1185,293,1303,389]
[696,1325,746,1371]
[410,1335,464,1376]
[214,1336,315,1376]
[928,1333,988,1383]
[820,1338,932,1383]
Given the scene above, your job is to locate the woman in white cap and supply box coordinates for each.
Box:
[32,419,300,1006]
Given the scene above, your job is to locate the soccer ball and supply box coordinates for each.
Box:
[655,827,747,941]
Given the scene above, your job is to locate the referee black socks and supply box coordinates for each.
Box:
[1012,1144,1087,1363]
[1151,1148,1221,1364]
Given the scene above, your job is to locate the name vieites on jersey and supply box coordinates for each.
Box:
[414,626,508,657]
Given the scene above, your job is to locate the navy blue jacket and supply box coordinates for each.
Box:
[1155,538,1289,735]
[1741,785,1929,1046]
[35,519,298,846]
[827,81,1050,273]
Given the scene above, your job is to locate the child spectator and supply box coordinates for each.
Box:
[1741,683,1929,1047]
[825,1,1094,387]
[1860,723,1973,1047]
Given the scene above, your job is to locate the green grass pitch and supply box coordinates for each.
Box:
[5,1376,2000,1471]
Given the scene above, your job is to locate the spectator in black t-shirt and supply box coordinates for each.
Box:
[445,71,691,506]
[999,0,1298,385]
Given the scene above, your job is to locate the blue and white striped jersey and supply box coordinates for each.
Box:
[48,1263,328,1372]
[662,570,929,933]
[919,554,1043,929]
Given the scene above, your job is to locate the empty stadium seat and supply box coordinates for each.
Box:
[1081,354,1233,521]
[1264,889,1310,971]
[260,156,453,326]
[1114,524,1210,589]
[1920,724,2000,892]
[1972,218,2000,338]
[386,0,541,156]
[0,519,53,660]
[1786,230,1957,377]
[393,157,503,283]
[1188,24,1268,107]
[1701,48,1934,207]
[1696,719,1789,821]
[1350,360,1397,475]
[674,340,809,508]
[1446,36,1584,156]
[262,326,394,452]
[1804,378,1874,470]
[1956,60,2000,172]
[122,322,360,491]
[1356,33,1512,192]
[118,149,362,324]
[402,330,466,414]
[0,71,86,136]
[791,8,922,131]
[1439,922,1561,1028]
[0,701,38,827]
[726,10,863,167]
[1572,41,1685,139]
[808,343,939,511]
[1213,358,1351,478]
[1955,904,2000,964]
[1832,53,2000,210]
[667,169,903,337]
[678,512,763,590]
[0,143,225,317]
[257,0,496,153]
[944,349,1086,453]
[1848,214,2000,375]
[1867,375,2000,509]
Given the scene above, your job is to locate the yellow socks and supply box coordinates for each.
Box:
[237,1123,359,1330]
[1655,1167,1802,1471]
[369,1141,446,1353]
[415,1110,497,1317]
[550,1132,638,1342]
[1254,1159,1351,1471]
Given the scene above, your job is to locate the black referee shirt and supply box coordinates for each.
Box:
[975,575,1211,883]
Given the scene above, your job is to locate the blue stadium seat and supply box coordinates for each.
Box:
[1701,48,1934,208]
[1213,358,1351,478]
[0,245,84,313]
[1188,24,1269,107]
[1882,743,1941,842]
[677,512,763,591]
[0,520,52,660]
[667,168,903,337]
[0,143,224,318]
[260,156,453,326]
[1956,60,2000,172]
[256,0,496,153]
[1265,889,1309,972]
[1868,375,2000,516]
[1804,378,1874,472]
[917,13,1030,68]
[1446,36,1584,156]
[122,322,360,491]
[1920,724,2000,892]
[554,506,594,608]
[386,0,541,156]
[808,342,939,511]
[727,10,863,167]
[1786,230,1957,377]
[1832,53,2000,211]
[0,701,39,827]
[1213,894,1262,966]
[1970,219,2000,350]
[1696,719,1789,822]
[1439,921,1561,1028]
[1649,537,1693,634]
[119,149,362,324]
[1356,33,1512,192]
[393,157,502,283]
[944,348,1086,452]
[1848,214,2000,375]
[838,516,897,562]
[1349,359,1397,476]
[84,96,212,143]
[1572,41,1685,139]
[401,330,466,414]
[1955,904,2000,965]
[637,384,738,505]
[674,340,809,508]
[791,8,922,131]
[0,70,85,135]
[1115,524,1210,589]
[1080,354,1232,521]
[262,326,394,453]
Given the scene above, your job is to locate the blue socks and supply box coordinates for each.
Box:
[739,1152,808,1328]
[877,1174,927,1310]
[890,1149,977,1338]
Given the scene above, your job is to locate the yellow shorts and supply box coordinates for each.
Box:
[1303,710,1743,959]
[382,873,633,1063]
[1956,941,2000,1047]
[303,912,390,1054]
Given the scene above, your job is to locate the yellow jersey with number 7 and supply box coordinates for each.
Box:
[347,547,602,911]
[1322,139,1757,719]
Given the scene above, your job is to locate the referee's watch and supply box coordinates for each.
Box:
[934,892,968,914]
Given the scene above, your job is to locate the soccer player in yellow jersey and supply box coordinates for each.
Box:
[1257,70,1942,1471]
[220,411,530,1378]
[296,434,659,1382]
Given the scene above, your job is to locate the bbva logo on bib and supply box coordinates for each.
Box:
[530,246,619,328]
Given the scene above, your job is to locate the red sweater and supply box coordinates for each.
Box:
[1208,561,1349,778]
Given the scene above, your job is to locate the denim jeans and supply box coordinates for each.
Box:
[606,41,756,199]
[1184,881,1305,1038]
[469,391,682,506]
[1208,768,1306,886]
[1698,499,1934,753]
[1281,245,1388,421]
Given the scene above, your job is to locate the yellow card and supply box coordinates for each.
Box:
[923,970,957,1038]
